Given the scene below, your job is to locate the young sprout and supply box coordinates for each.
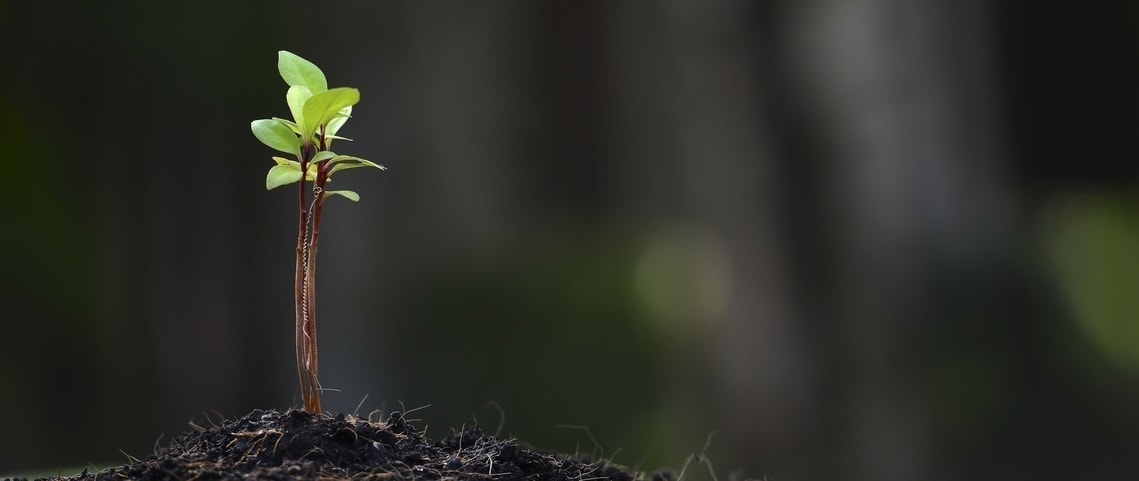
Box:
[251,50,385,413]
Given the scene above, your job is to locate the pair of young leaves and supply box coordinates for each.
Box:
[251,51,384,202]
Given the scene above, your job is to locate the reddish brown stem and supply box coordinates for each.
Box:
[295,144,322,413]
[302,186,326,414]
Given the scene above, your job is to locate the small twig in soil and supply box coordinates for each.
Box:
[485,400,506,437]
[117,450,141,465]
[353,394,371,417]
[400,402,433,418]
[676,431,719,481]
[557,424,604,460]
[152,433,165,457]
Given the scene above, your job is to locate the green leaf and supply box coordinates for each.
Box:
[327,154,386,176]
[266,164,303,190]
[302,88,360,139]
[323,190,360,202]
[251,119,299,155]
[272,117,302,135]
[278,50,327,93]
[271,157,317,180]
[311,150,336,164]
[286,85,313,138]
[326,106,352,136]
[326,154,382,166]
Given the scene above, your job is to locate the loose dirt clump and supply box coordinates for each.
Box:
[16,409,659,481]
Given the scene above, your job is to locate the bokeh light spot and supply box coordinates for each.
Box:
[633,222,732,337]
[1042,193,1139,370]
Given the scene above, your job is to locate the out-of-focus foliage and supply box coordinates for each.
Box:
[1043,194,1139,371]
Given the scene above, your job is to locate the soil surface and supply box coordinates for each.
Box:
[11,409,664,481]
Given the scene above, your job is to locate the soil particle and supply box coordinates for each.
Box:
[14,409,654,481]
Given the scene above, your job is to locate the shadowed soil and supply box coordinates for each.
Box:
[10,409,665,481]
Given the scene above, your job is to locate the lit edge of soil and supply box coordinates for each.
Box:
[6,409,674,481]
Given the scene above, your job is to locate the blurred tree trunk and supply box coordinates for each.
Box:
[605,0,812,474]
[767,0,1011,479]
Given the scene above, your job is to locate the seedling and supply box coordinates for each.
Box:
[251,51,385,413]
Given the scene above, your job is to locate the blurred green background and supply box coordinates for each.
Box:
[3,1,1139,480]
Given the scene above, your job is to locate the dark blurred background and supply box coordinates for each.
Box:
[3,1,1139,480]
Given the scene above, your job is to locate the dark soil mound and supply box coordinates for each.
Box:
[15,409,661,481]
